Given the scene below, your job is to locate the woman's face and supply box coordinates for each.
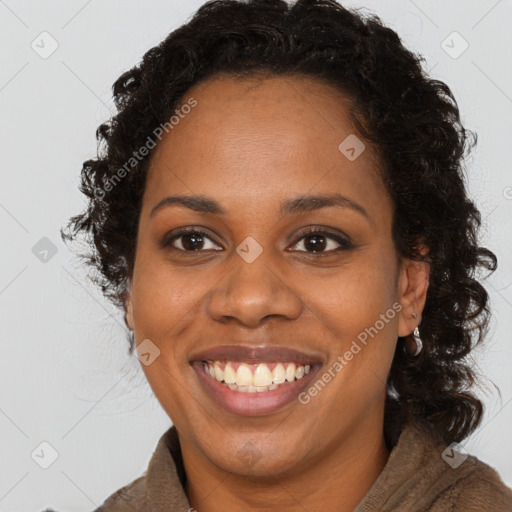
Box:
[126,74,429,478]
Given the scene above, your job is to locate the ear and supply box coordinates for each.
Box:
[397,247,430,338]
[124,279,135,331]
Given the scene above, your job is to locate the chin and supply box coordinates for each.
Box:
[205,435,308,479]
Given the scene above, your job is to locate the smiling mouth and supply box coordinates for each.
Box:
[192,355,323,416]
[202,360,314,393]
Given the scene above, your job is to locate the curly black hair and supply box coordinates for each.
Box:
[61,0,498,445]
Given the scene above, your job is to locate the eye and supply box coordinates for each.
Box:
[288,227,353,254]
[161,227,222,252]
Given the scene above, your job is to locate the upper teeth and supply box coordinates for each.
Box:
[205,361,311,387]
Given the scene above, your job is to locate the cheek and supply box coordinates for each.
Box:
[132,261,206,333]
[130,259,224,381]
[303,256,398,334]
[139,356,192,426]
[307,254,399,382]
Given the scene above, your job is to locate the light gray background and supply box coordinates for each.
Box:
[1,0,511,510]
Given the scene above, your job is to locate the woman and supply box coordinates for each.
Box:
[60,0,512,510]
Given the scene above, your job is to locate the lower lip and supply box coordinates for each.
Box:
[191,361,322,416]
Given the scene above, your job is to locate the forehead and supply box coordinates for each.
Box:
[143,74,390,223]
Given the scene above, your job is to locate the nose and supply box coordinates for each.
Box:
[206,250,303,328]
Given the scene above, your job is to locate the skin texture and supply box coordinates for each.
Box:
[125,74,430,512]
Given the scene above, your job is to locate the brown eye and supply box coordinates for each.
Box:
[162,227,222,252]
[289,228,353,254]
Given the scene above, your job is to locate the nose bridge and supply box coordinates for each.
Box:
[206,244,303,326]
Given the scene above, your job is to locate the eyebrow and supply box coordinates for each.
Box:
[149,193,373,226]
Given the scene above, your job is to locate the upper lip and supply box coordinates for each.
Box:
[189,344,325,366]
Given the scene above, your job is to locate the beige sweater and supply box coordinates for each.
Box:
[68,421,512,511]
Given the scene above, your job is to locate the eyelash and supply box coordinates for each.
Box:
[161,226,353,256]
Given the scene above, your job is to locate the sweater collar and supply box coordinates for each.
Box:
[352,421,477,511]
[145,425,190,510]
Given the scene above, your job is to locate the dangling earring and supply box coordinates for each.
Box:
[404,313,423,356]
[410,326,423,356]
[128,330,135,354]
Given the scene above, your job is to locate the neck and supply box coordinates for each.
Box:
[183,417,390,512]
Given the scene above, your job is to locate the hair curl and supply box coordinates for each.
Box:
[61,0,498,445]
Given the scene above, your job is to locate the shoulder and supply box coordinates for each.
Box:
[383,420,512,512]
[432,455,512,512]
[38,475,148,512]
[92,474,148,511]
